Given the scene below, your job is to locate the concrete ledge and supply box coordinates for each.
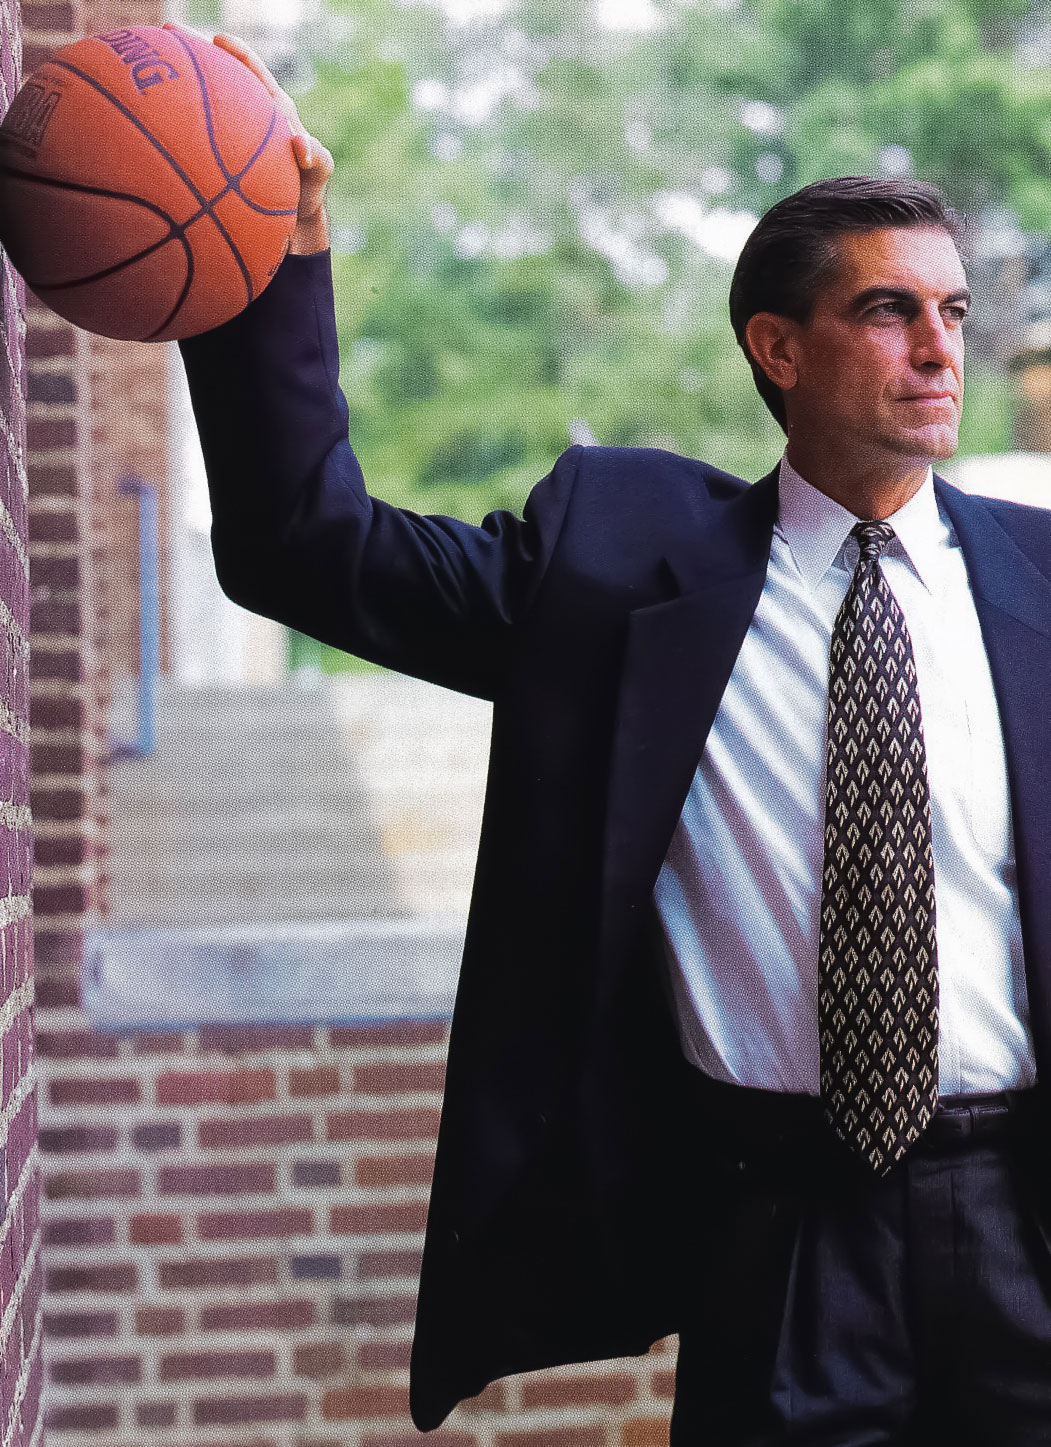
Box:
[83,918,464,1029]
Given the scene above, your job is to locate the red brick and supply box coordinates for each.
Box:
[495,1432,606,1447]
[327,1105,440,1141]
[50,1355,141,1385]
[24,6,77,36]
[34,976,80,1008]
[27,515,78,550]
[156,1068,276,1105]
[36,1028,118,1060]
[46,1263,136,1293]
[358,1247,423,1280]
[355,1153,434,1189]
[27,417,76,451]
[30,811,87,852]
[293,1341,345,1378]
[159,1257,277,1289]
[42,1312,118,1339]
[197,1207,313,1241]
[521,1373,638,1410]
[330,1200,428,1235]
[364,1436,473,1447]
[200,1301,315,1332]
[159,1163,275,1195]
[289,1065,340,1097]
[33,881,90,914]
[322,1384,408,1420]
[131,1032,186,1055]
[352,1060,446,1095]
[43,1218,116,1248]
[330,1021,448,1048]
[38,1123,117,1153]
[198,1114,313,1148]
[44,1404,118,1431]
[161,1349,276,1381]
[194,1394,306,1425]
[44,1167,140,1200]
[29,594,81,632]
[620,1419,671,1447]
[130,1213,183,1245]
[26,328,74,359]
[48,1077,139,1107]
[332,1293,416,1329]
[358,1338,412,1372]
[29,783,87,820]
[199,1025,314,1053]
[136,1306,185,1335]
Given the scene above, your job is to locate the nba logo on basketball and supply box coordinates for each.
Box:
[2,83,60,152]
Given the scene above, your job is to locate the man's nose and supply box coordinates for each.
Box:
[911,308,957,368]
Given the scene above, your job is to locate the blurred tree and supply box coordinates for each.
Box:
[287,0,1036,669]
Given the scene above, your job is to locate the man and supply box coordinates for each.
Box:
[174,25,1051,1445]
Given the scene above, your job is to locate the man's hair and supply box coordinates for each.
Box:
[728,176,968,432]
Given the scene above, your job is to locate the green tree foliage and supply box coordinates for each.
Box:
[287,0,1034,669]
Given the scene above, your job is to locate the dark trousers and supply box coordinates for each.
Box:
[671,1076,1051,1446]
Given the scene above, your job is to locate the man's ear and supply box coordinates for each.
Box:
[744,312,799,392]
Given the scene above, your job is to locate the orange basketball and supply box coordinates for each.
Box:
[0,25,300,342]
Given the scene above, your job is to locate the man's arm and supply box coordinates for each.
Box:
[169,27,578,699]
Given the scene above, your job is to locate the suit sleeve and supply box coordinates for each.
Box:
[177,250,579,700]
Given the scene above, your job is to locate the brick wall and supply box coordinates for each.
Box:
[0,0,43,1442]
[35,1017,677,1445]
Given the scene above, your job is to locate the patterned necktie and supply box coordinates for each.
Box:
[819,519,939,1175]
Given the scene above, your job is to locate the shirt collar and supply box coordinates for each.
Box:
[776,453,943,593]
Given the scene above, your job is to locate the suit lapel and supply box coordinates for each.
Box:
[936,478,1051,1075]
[599,468,779,981]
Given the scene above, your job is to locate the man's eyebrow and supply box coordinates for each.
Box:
[847,285,973,314]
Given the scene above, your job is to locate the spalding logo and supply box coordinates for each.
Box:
[99,28,180,95]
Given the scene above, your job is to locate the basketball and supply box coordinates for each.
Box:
[0,25,301,342]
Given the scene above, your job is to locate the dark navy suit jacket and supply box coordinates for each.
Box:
[179,250,1051,1431]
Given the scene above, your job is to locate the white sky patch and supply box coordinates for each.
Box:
[577,206,668,286]
[653,189,757,262]
[417,0,663,27]
[592,0,667,31]
[740,99,784,136]
[414,66,535,124]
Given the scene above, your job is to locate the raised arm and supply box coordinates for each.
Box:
[169,25,578,699]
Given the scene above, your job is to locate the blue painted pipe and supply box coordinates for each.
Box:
[111,475,159,759]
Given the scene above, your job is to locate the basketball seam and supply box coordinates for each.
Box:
[0,164,293,304]
[166,29,295,223]
[0,165,191,290]
[47,49,293,307]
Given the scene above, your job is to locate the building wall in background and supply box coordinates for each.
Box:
[34,1017,677,1446]
[0,1,42,1441]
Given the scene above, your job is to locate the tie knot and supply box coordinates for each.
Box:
[850,519,895,564]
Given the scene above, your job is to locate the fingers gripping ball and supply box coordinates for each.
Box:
[0,25,301,341]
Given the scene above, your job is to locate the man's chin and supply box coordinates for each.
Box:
[883,424,960,462]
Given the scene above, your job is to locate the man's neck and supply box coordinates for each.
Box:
[784,442,932,521]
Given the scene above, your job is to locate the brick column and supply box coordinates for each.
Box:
[0,2,43,1443]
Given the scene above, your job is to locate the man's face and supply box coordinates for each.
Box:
[780,226,969,466]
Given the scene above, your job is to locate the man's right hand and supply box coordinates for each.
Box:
[161,22,335,255]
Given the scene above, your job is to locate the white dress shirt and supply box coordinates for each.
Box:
[653,455,1037,1096]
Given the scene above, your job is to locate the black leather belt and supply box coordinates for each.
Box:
[918,1089,1044,1152]
[684,1068,1045,1163]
